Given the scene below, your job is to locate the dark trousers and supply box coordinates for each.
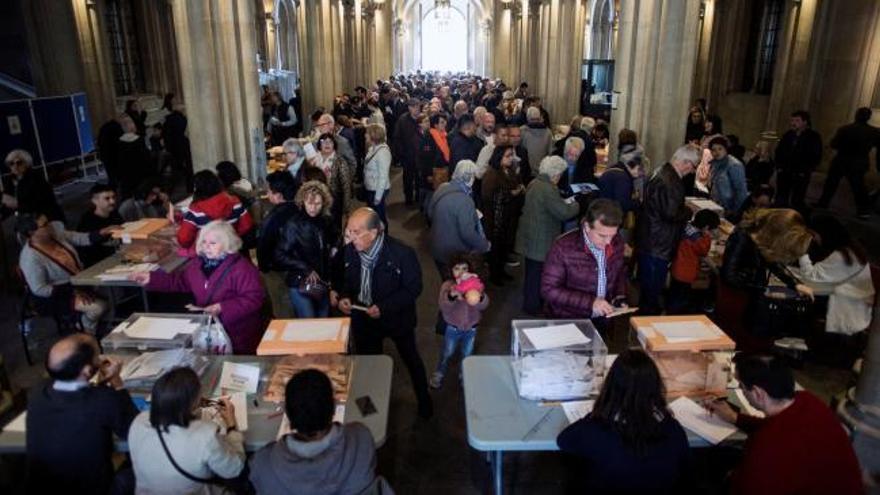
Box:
[523,258,544,315]
[366,190,388,231]
[434,261,448,334]
[666,278,692,315]
[818,161,870,213]
[774,169,811,210]
[488,235,511,281]
[353,318,431,408]
[638,253,670,315]
[402,160,419,203]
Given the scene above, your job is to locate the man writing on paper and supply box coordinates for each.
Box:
[26,334,139,494]
[706,353,862,495]
[541,199,627,324]
[331,207,433,419]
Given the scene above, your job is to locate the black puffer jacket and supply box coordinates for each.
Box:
[636,163,691,261]
[721,229,799,292]
[274,210,335,287]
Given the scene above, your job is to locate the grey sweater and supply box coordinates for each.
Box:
[249,423,377,495]
[19,222,93,298]
[427,181,490,264]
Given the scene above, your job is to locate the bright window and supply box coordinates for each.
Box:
[421,7,467,72]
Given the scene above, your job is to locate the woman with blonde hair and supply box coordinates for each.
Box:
[363,123,392,228]
[274,181,336,318]
[720,208,814,345]
[131,220,265,354]
[309,133,352,230]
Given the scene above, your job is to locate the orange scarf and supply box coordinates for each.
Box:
[430,128,450,163]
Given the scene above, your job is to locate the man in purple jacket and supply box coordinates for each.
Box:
[540,199,627,321]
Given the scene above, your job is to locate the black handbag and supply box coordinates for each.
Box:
[298,278,329,300]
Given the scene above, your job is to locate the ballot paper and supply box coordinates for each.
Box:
[3,412,26,432]
[281,320,341,342]
[277,404,345,439]
[120,220,148,233]
[515,350,594,401]
[122,317,200,340]
[669,396,737,445]
[523,324,590,351]
[561,400,595,424]
[229,392,249,432]
[605,306,639,318]
[120,349,208,383]
[219,362,261,394]
[735,389,765,418]
[96,262,159,281]
[653,321,718,343]
[687,198,724,212]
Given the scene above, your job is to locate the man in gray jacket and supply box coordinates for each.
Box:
[249,369,382,495]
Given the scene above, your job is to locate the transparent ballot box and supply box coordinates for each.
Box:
[630,315,735,399]
[510,319,608,401]
[102,313,207,353]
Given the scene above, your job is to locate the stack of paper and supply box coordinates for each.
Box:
[257,318,350,356]
[523,324,591,351]
[653,321,719,343]
[669,396,737,444]
[96,262,159,281]
[516,350,595,401]
[120,349,208,384]
[119,316,201,340]
[561,400,595,424]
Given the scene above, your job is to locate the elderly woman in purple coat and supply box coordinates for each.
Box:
[131,220,265,354]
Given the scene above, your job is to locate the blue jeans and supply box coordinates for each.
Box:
[288,287,330,318]
[366,190,388,230]
[638,253,670,315]
[435,324,476,377]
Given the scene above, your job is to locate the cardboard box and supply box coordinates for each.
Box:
[256,318,350,356]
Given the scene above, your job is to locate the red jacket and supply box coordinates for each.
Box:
[541,229,626,318]
[671,225,712,284]
[177,192,254,248]
[732,391,863,495]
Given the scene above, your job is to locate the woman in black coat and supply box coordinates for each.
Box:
[274,180,336,318]
[417,113,451,212]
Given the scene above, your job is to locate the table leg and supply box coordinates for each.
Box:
[492,450,503,495]
[108,287,118,323]
[141,288,150,312]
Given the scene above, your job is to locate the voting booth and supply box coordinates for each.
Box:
[631,315,735,399]
[510,319,608,401]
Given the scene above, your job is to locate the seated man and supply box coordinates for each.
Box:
[118,179,170,222]
[249,369,380,495]
[541,199,627,321]
[26,334,138,494]
[77,183,123,266]
[707,353,863,495]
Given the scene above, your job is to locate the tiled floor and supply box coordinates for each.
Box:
[0,165,870,493]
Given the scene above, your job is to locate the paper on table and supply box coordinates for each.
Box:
[669,396,737,445]
[523,324,590,350]
[653,321,718,343]
[123,317,200,340]
[229,392,249,432]
[120,220,148,233]
[281,320,341,342]
[120,349,189,381]
[735,389,765,418]
[3,412,26,432]
[606,306,639,318]
[561,400,594,424]
[219,362,261,394]
[262,329,277,341]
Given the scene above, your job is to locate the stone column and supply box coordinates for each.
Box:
[611,0,701,166]
[171,0,264,179]
[373,3,393,80]
[531,0,588,123]
[297,0,346,117]
[133,0,182,98]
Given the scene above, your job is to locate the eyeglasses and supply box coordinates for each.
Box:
[6,159,24,166]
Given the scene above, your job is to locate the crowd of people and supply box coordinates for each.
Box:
[3,71,876,494]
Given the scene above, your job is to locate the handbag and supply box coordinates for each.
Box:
[192,260,239,355]
[298,277,329,300]
[432,167,450,190]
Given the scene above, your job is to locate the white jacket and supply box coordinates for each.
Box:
[797,252,874,335]
[364,143,391,194]
[128,412,245,495]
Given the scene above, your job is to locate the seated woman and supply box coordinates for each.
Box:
[176,170,254,252]
[249,369,380,495]
[275,181,336,318]
[216,160,261,226]
[720,208,814,344]
[128,367,245,494]
[131,220,265,354]
[16,213,109,333]
[796,216,874,336]
[557,349,689,494]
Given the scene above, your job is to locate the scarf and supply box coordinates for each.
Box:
[357,234,385,305]
[200,253,228,278]
[429,128,450,163]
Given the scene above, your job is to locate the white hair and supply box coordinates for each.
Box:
[670,145,701,167]
[565,137,586,155]
[526,106,541,122]
[538,155,568,178]
[454,100,468,113]
[196,220,242,256]
[579,116,596,133]
[5,149,33,168]
[452,160,478,183]
[282,138,304,154]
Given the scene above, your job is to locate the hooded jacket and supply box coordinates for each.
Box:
[428,179,490,263]
[178,192,254,248]
[520,122,554,169]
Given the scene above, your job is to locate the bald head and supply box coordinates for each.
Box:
[346,207,383,252]
[47,334,100,382]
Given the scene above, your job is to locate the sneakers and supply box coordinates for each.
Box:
[429,372,444,389]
